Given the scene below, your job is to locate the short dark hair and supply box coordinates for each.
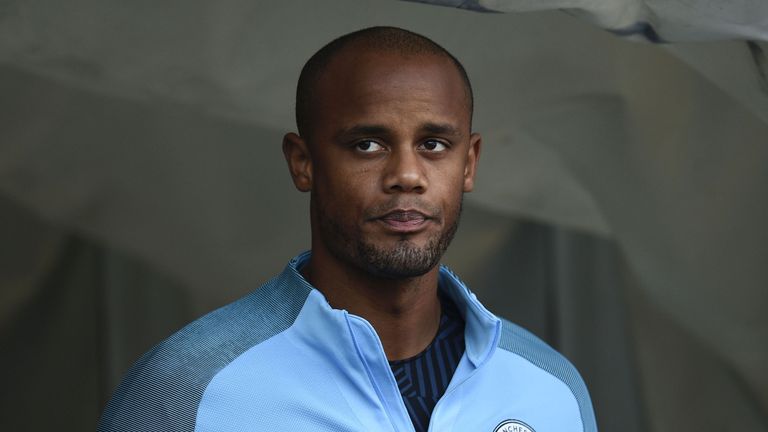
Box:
[295,26,474,138]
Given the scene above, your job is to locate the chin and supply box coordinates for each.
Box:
[352,238,444,280]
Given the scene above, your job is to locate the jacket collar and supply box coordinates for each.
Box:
[283,251,502,368]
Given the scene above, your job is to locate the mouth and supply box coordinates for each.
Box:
[377,209,431,233]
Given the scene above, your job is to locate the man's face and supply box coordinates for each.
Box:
[296,49,480,279]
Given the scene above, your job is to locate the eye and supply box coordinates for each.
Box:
[420,139,448,152]
[355,140,385,153]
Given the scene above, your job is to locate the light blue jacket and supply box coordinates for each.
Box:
[99,252,597,432]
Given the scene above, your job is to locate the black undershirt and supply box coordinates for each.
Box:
[388,293,466,432]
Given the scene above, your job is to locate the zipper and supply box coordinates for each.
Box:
[426,357,480,432]
[346,312,416,432]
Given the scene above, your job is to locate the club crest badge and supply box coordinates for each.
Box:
[494,419,535,432]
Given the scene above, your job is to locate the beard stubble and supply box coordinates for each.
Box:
[314,195,462,280]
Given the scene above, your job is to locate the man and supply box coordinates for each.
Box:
[99,26,597,432]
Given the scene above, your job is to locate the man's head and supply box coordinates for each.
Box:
[283,26,481,279]
[295,27,474,140]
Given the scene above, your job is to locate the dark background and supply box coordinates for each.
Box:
[1,1,767,430]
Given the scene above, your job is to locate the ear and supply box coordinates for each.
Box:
[463,132,482,192]
[282,132,313,192]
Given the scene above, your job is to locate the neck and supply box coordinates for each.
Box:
[303,249,442,361]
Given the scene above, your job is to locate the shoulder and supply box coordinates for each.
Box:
[98,275,312,432]
[496,318,598,432]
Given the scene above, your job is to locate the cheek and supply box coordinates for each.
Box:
[314,166,376,213]
[432,160,467,192]
[432,165,467,215]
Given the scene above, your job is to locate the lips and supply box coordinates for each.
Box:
[381,210,427,223]
[378,210,430,233]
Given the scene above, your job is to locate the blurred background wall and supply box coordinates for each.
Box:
[1,1,767,431]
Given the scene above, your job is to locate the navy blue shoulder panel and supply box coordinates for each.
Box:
[97,271,312,432]
[497,319,598,432]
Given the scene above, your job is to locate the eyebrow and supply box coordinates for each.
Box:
[420,122,462,137]
[335,125,391,141]
[335,122,463,142]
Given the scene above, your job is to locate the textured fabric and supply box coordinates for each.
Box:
[498,319,599,432]
[404,0,768,42]
[389,293,465,431]
[97,260,314,432]
[99,252,597,431]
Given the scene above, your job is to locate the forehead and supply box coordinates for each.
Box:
[311,48,471,134]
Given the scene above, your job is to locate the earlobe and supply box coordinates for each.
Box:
[463,132,482,192]
[282,133,313,192]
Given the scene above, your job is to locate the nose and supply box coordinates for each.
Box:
[383,146,427,194]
